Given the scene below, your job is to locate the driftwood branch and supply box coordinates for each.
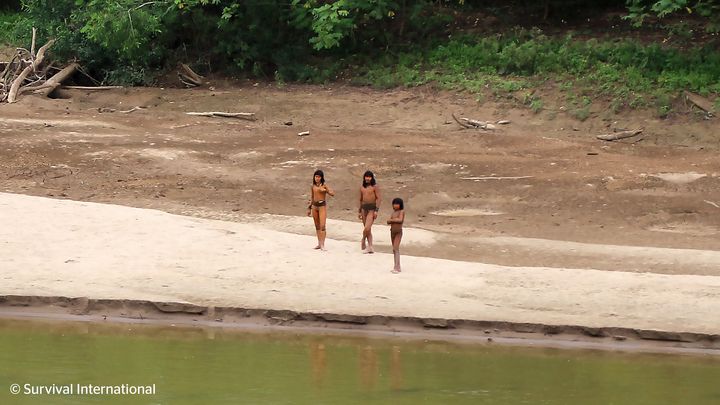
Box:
[61,85,124,90]
[596,129,643,141]
[33,62,79,97]
[8,38,56,103]
[30,28,37,60]
[120,106,143,113]
[452,113,497,130]
[186,111,256,120]
[178,63,203,87]
[684,91,715,114]
[452,112,472,128]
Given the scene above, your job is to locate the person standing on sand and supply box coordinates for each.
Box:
[308,169,334,250]
[387,198,405,273]
[358,170,381,253]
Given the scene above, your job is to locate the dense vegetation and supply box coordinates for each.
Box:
[2,0,719,115]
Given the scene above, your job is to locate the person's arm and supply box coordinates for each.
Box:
[373,185,381,218]
[307,187,313,214]
[358,188,363,216]
[387,211,405,224]
[325,184,335,197]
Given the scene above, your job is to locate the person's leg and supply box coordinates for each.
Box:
[318,206,327,250]
[392,232,402,272]
[312,208,321,249]
[360,210,368,251]
[364,212,376,253]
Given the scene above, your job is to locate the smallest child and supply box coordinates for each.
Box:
[386,198,405,273]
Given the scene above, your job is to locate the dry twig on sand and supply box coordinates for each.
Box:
[186,111,256,120]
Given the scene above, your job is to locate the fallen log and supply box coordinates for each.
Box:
[178,63,203,87]
[30,62,80,98]
[452,113,497,130]
[596,129,643,141]
[684,91,715,114]
[61,85,124,90]
[7,39,55,103]
[186,111,256,120]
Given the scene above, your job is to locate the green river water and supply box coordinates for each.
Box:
[0,318,718,404]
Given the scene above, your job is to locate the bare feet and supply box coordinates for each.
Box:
[391,268,401,274]
[314,245,321,250]
[366,247,374,254]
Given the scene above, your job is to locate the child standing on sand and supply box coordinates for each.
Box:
[387,198,405,273]
[308,169,334,251]
[358,170,381,254]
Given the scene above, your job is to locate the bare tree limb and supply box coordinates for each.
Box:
[596,129,643,141]
[178,63,203,87]
[684,91,715,114]
[61,85,124,90]
[34,62,79,97]
[76,65,102,86]
[30,28,37,59]
[8,39,56,103]
[452,113,497,130]
[452,113,472,129]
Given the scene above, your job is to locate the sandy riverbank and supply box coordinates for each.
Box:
[1,192,719,350]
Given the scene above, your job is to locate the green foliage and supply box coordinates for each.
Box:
[350,28,718,115]
[0,12,21,44]
[8,0,720,117]
[626,0,720,32]
[19,0,170,84]
[15,0,458,83]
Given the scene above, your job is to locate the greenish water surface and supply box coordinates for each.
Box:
[0,319,718,404]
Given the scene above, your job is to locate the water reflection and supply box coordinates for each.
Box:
[0,318,718,405]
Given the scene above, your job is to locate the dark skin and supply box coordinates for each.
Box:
[308,174,334,250]
[387,203,404,272]
[358,175,381,253]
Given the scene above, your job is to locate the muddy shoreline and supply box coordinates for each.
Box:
[1,295,718,356]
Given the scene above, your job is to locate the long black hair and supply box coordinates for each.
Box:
[391,198,404,210]
[362,170,376,187]
[313,169,325,185]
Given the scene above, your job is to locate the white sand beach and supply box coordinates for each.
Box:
[1,192,719,335]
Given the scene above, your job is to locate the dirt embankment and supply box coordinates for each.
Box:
[1,84,719,272]
[1,84,719,351]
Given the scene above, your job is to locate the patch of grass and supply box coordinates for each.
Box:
[522,91,543,113]
[571,106,591,121]
[337,28,719,115]
[530,98,544,113]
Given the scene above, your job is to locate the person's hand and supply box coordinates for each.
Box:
[373,211,378,220]
[307,208,312,217]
